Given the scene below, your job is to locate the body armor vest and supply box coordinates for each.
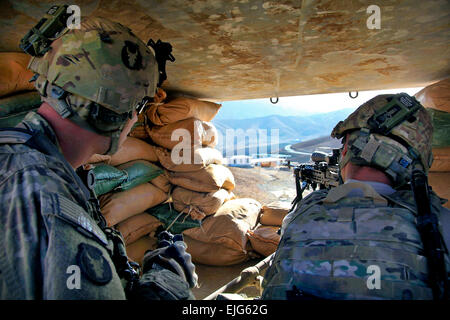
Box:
[262,181,449,300]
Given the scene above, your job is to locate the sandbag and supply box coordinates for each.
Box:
[156,146,223,172]
[183,198,261,266]
[172,187,235,220]
[87,161,162,196]
[414,78,450,113]
[0,108,39,128]
[146,97,221,126]
[0,52,35,97]
[88,164,127,196]
[183,235,253,266]
[428,172,450,209]
[247,225,281,257]
[259,201,290,226]
[149,169,171,193]
[116,160,163,191]
[167,164,235,192]
[86,153,112,165]
[86,137,158,166]
[147,203,201,234]
[116,213,162,245]
[99,183,168,226]
[430,147,450,172]
[0,91,41,127]
[126,235,158,266]
[147,118,218,150]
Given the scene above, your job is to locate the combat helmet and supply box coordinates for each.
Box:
[20,5,159,154]
[331,93,434,187]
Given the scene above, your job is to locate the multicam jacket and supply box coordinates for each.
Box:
[262,180,450,300]
[0,111,127,299]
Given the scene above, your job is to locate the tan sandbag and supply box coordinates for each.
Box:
[110,137,158,166]
[247,225,281,257]
[126,235,158,266]
[0,52,35,97]
[259,201,290,226]
[172,187,235,220]
[183,235,251,266]
[116,213,162,245]
[146,97,221,126]
[430,147,450,172]
[415,78,450,113]
[428,172,450,209]
[99,183,168,226]
[155,146,223,172]
[86,137,158,166]
[183,198,261,266]
[86,153,112,165]
[147,118,218,150]
[168,164,235,192]
[149,169,171,193]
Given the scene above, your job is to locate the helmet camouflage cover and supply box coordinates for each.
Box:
[24,15,159,154]
[331,94,434,186]
[28,16,158,114]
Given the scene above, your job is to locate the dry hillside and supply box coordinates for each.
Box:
[228,166,296,206]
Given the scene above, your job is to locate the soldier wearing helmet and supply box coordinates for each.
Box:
[262,93,449,300]
[0,8,196,300]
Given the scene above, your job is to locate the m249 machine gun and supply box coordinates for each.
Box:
[291,149,341,209]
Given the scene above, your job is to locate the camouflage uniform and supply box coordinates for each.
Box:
[262,94,450,300]
[0,111,124,299]
[262,181,450,300]
[0,112,192,299]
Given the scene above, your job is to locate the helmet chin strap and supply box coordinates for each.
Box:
[43,87,126,156]
[65,111,125,156]
[104,130,121,155]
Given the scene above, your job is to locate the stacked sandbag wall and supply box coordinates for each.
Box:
[126,96,281,266]
[85,148,170,263]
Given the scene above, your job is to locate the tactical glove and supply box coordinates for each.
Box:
[142,231,198,288]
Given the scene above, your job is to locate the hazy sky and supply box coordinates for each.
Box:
[216,87,424,120]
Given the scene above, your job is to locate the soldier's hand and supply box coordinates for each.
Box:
[143,231,198,288]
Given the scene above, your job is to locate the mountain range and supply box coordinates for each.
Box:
[211,108,355,147]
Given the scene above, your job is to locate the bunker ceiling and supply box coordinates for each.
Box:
[0,0,449,101]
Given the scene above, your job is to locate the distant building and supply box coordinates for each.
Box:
[225,154,291,168]
[225,155,254,168]
[252,157,283,167]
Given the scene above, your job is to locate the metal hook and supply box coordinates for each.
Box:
[270,96,279,104]
[349,91,359,99]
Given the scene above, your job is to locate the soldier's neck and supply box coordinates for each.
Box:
[342,162,393,186]
[38,103,110,169]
